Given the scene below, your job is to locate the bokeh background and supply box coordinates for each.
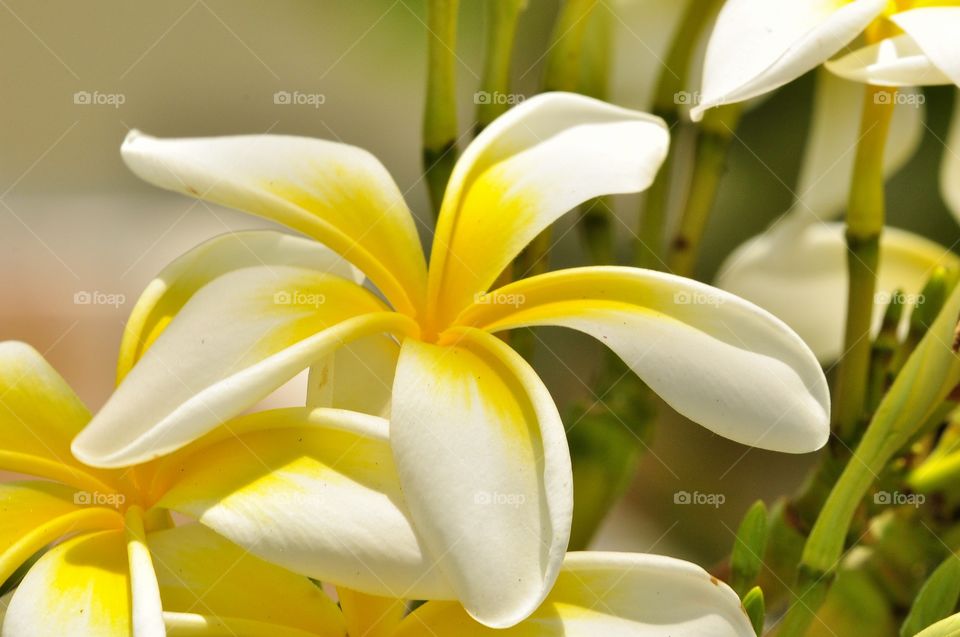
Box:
[2,0,957,568]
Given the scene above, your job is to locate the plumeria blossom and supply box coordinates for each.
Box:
[690,0,960,122]
[0,340,450,636]
[71,93,830,627]
[715,71,960,361]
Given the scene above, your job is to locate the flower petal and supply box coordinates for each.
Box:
[121,130,427,315]
[891,7,960,86]
[157,407,451,601]
[306,334,400,417]
[691,0,886,120]
[148,524,346,637]
[391,330,572,628]
[73,265,414,468]
[123,509,165,637]
[825,33,954,86]
[426,92,668,328]
[792,70,923,221]
[393,552,756,636]
[942,92,960,222]
[717,223,960,362]
[0,482,122,587]
[0,342,118,492]
[338,588,405,637]
[3,531,131,637]
[118,230,360,381]
[458,267,830,453]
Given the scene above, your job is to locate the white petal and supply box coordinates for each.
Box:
[391,330,572,627]
[306,333,399,417]
[427,92,668,327]
[825,33,954,86]
[121,130,427,315]
[892,7,960,86]
[73,265,408,467]
[459,267,831,453]
[942,91,960,222]
[717,223,960,362]
[158,408,451,601]
[394,552,756,636]
[691,0,885,120]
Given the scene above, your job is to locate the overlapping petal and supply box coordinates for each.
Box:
[0,342,118,492]
[157,407,450,601]
[717,223,960,362]
[391,552,756,636]
[338,588,405,637]
[391,329,572,627]
[149,524,346,637]
[891,7,960,86]
[118,229,360,380]
[457,267,830,453]
[825,33,954,86]
[306,334,400,417]
[2,531,131,637]
[121,130,427,316]
[426,92,669,329]
[691,0,886,120]
[73,266,415,467]
[943,93,960,221]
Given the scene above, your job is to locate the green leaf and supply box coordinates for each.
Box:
[742,586,765,636]
[915,613,960,637]
[731,500,769,597]
[901,557,960,637]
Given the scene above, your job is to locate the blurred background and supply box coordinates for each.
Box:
[1,0,957,569]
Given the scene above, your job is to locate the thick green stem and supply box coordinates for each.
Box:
[423,0,460,216]
[543,0,598,92]
[666,105,741,277]
[832,86,896,445]
[475,0,526,132]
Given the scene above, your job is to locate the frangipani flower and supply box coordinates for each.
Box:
[690,0,960,122]
[715,71,960,361]
[72,93,830,626]
[0,340,445,636]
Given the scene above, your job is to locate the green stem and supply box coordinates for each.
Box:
[543,0,598,92]
[636,0,721,270]
[423,0,460,217]
[832,85,896,445]
[666,105,742,277]
[475,0,526,132]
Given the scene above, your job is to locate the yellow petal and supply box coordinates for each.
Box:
[338,588,405,637]
[122,131,427,316]
[3,530,131,637]
[0,342,117,492]
[426,93,668,331]
[393,552,756,636]
[391,330,572,627]
[118,230,361,381]
[148,523,346,637]
[458,266,830,453]
[157,408,451,601]
[0,481,122,587]
[73,265,415,467]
